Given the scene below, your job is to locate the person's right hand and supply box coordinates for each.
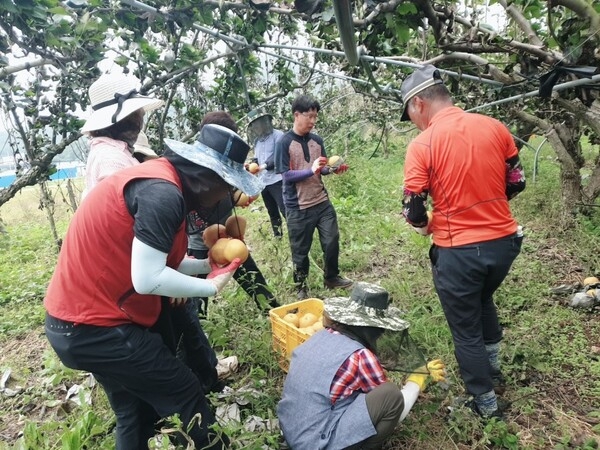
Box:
[411,211,433,236]
[206,258,242,293]
[311,156,327,174]
[169,297,186,307]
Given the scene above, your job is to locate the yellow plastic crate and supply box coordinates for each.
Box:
[269,298,324,372]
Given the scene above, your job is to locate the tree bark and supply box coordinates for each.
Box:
[516,110,581,227]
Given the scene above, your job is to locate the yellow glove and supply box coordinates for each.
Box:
[426,359,446,384]
[406,359,446,391]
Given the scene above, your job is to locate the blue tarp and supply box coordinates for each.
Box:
[0,167,81,188]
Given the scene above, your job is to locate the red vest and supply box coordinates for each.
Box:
[44,159,187,327]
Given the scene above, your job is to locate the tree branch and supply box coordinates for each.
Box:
[515,110,578,173]
[554,97,600,137]
[0,134,81,207]
[550,0,600,44]
[496,0,544,47]
[423,53,515,84]
[0,59,57,80]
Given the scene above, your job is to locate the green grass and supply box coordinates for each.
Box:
[0,144,599,449]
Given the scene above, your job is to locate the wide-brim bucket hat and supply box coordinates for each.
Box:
[325,282,409,331]
[164,124,264,197]
[81,73,164,133]
[400,65,444,121]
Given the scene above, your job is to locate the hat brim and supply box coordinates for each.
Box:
[324,297,409,331]
[400,76,444,122]
[400,104,411,122]
[133,144,159,159]
[248,114,273,126]
[164,138,264,197]
[81,97,165,133]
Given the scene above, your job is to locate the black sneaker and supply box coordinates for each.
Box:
[324,276,353,289]
[449,396,509,420]
[467,398,508,420]
[296,287,308,300]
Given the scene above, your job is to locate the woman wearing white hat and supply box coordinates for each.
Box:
[81,72,164,199]
[44,123,263,450]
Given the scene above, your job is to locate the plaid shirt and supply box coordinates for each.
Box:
[328,329,387,404]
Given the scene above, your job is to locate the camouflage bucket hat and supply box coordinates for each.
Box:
[324,282,409,331]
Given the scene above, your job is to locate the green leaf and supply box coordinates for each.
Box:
[397,2,417,14]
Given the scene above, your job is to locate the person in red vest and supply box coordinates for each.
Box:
[44,123,263,450]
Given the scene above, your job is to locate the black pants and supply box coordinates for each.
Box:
[261,181,286,237]
[188,248,278,311]
[429,234,522,395]
[286,200,340,283]
[45,314,228,450]
[170,299,219,392]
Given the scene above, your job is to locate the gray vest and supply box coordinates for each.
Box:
[277,330,376,450]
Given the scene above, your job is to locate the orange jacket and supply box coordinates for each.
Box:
[45,159,187,327]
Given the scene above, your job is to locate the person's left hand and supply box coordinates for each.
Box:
[334,163,349,174]
[207,258,243,293]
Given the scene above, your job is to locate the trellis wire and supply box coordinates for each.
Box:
[118,0,599,115]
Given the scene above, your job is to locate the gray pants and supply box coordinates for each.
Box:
[346,382,405,450]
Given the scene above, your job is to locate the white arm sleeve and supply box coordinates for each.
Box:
[131,237,217,297]
[399,382,421,422]
[177,255,211,275]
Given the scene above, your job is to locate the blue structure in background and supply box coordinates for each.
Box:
[0,165,83,188]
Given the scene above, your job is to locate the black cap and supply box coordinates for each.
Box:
[400,65,444,121]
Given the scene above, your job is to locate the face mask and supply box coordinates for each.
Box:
[164,150,232,213]
[332,323,385,354]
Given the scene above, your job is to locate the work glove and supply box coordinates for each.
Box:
[207,258,242,293]
[406,359,446,391]
[311,156,328,174]
[334,163,349,174]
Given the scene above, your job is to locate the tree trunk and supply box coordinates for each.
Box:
[39,182,61,252]
[546,126,582,227]
[66,179,79,213]
[516,110,582,228]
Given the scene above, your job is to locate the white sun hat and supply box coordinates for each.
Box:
[81,73,164,133]
[133,131,159,159]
